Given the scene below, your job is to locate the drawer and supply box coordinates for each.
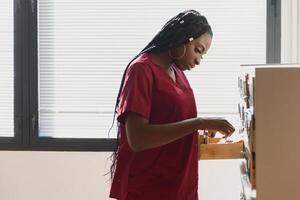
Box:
[198,135,244,160]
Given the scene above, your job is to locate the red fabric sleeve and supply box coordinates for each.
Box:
[117,62,153,124]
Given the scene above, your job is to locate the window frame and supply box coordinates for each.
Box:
[267,0,281,63]
[0,0,280,151]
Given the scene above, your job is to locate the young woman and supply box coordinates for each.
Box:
[109,10,235,200]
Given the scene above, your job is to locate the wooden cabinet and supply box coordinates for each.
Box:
[198,65,300,199]
[239,65,300,200]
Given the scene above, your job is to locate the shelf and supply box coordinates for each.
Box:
[240,160,256,200]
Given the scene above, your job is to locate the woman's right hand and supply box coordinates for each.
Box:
[199,118,235,138]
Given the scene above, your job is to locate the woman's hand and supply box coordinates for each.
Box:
[199,118,235,138]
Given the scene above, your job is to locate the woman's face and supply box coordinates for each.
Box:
[173,33,212,71]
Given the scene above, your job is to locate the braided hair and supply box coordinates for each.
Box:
[108,9,213,180]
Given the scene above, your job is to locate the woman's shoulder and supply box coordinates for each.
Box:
[124,54,154,80]
[127,53,154,73]
[130,53,152,66]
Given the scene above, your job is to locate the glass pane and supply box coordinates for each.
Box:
[0,1,14,137]
[38,0,120,139]
[38,0,265,139]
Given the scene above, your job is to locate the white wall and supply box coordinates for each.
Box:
[281,0,300,63]
[0,151,113,200]
[0,151,242,200]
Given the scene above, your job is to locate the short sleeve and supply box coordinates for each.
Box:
[117,62,153,124]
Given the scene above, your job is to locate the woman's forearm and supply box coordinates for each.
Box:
[125,112,235,152]
[125,113,206,152]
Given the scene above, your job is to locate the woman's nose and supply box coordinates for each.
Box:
[195,58,200,65]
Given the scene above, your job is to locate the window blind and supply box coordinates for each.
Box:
[0,1,14,137]
[38,0,266,138]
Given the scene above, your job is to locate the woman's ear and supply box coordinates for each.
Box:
[168,45,186,60]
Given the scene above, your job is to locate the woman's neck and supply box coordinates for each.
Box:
[150,52,173,72]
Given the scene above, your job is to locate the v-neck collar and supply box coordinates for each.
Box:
[146,53,182,86]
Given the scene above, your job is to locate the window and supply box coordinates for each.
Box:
[0,0,14,138]
[0,0,280,151]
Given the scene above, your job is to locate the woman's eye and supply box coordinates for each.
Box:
[196,48,203,54]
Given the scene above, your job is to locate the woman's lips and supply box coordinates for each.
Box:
[187,64,195,70]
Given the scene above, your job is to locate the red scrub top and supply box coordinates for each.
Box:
[110,53,199,200]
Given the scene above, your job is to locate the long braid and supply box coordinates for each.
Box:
[108,9,213,181]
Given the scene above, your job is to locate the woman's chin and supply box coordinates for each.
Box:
[184,65,193,71]
[177,65,189,71]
